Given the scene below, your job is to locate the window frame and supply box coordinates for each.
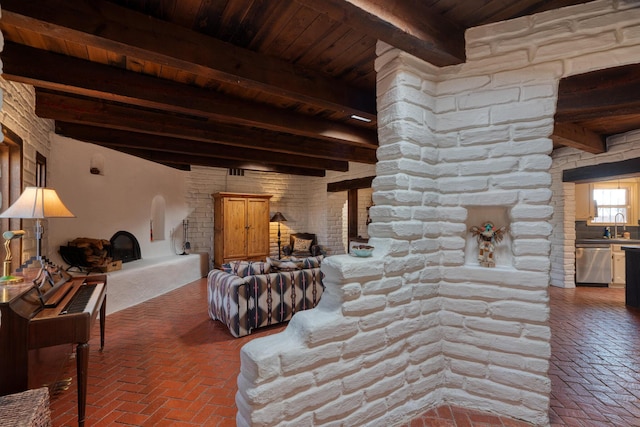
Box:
[587,181,637,226]
[0,124,24,272]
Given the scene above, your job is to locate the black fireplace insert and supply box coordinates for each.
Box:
[110,231,141,263]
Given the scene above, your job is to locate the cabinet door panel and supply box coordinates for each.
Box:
[613,251,626,285]
[246,198,270,257]
[224,198,248,259]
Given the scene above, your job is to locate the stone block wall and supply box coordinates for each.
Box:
[236,2,640,426]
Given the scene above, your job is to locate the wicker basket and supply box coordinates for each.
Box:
[0,387,52,427]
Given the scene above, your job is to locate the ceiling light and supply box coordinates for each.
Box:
[350,114,372,123]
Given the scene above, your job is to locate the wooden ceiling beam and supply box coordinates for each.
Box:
[54,122,349,172]
[110,146,325,177]
[556,63,640,122]
[551,122,606,154]
[294,0,465,66]
[1,0,376,118]
[35,90,378,164]
[1,42,377,147]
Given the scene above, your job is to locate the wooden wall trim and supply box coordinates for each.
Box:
[327,176,374,192]
[562,158,640,182]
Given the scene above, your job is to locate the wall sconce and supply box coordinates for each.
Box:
[90,154,104,175]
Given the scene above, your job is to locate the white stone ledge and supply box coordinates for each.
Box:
[104,253,208,315]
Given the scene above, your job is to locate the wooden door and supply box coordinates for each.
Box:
[224,197,248,259]
[246,197,270,258]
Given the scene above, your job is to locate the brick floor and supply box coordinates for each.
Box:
[47,280,640,426]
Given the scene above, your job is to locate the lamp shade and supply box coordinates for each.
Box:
[0,187,75,219]
[270,212,287,222]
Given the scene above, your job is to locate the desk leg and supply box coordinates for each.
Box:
[76,342,89,427]
[100,296,106,351]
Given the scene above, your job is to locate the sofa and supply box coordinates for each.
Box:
[207,256,324,337]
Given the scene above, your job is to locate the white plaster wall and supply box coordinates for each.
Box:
[48,134,189,265]
[550,131,640,287]
[236,2,640,426]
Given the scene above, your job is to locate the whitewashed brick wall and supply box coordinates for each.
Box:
[550,131,640,287]
[237,2,640,426]
[185,162,375,267]
[0,75,54,261]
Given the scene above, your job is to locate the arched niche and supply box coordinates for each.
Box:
[151,195,166,241]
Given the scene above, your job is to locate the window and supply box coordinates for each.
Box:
[589,181,636,225]
[36,152,46,187]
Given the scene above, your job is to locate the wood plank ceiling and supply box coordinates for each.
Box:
[0,0,636,176]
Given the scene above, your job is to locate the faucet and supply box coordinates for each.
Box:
[614,212,626,238]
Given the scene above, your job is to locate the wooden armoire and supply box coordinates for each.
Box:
[212,192,273,267]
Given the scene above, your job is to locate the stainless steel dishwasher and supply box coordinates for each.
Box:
[576,243,611,285]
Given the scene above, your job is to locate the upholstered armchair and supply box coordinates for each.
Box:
[282,233,325,257]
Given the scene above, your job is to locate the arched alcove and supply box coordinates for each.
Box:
[150,195,166,241]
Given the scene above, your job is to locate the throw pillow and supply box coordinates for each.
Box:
[293,238,313,253]
[227,260,271,277]
[268,257,303,271]
[291,255,324,269]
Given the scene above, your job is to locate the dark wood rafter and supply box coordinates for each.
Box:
[553,63,640,150]
[35,90,376,165]
[1,0,376,118]
[294,0,466,67]
[110,146,325,177]
[555,63,640,123]
[2,42,377,147]
[54,122,348,172]
[327,176,375,192]
[551,122,606,154]
[563,158,640,183]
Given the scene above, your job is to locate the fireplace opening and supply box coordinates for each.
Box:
[110,231,141,263]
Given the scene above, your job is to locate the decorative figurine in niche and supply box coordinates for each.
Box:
[470,222,506,268]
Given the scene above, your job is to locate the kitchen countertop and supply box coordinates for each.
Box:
[576,238,640,245]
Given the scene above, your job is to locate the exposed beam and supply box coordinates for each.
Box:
[54,122,349,172]
[112,146,325,177]
[294,0,465,66]
[563,158,640,183]
[1,0,376,118]
[551,122,606,154]
[35,90,378,164]
[556,63,640,122]
[327,176,375,192]
[1,42,377,147]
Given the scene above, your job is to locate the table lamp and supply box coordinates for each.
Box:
[270,212,287,259]
[0,187,75,269]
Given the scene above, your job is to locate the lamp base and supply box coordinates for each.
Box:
[17,255,54,272]
[0,275,24,285]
